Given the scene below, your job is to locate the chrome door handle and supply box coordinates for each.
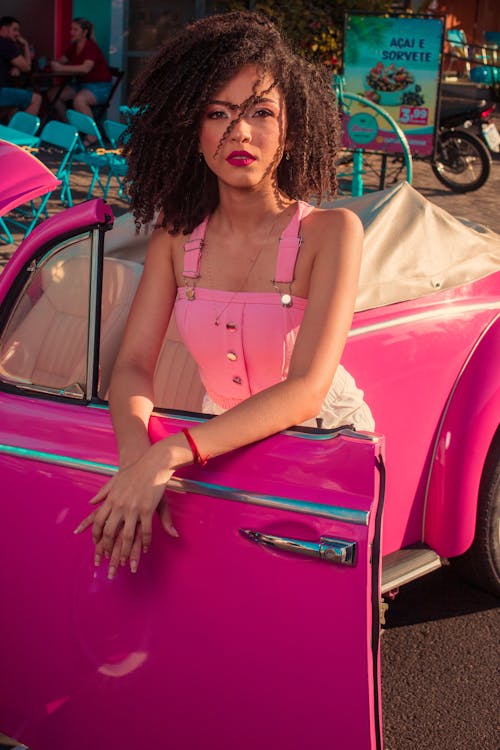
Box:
[240,529,356,566]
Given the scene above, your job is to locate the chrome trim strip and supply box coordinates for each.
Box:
[349,301,500,338]
[0,443,370,526]
[85,229,100,401]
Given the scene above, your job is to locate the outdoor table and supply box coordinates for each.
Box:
[0,126,38,147]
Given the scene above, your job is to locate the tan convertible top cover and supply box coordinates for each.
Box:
[107,181,500,312]
[332,181,500,310]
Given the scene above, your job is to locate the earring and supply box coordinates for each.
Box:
[285,151,290,161]
[198,152,204,162]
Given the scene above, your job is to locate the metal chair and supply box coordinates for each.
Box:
[103,118,128,148]
[92,67,124,124]
[8,120,79,237]
[8,111,41,136]
[445,28,499,82]
[66,109,109,198]
[100,119,129,200]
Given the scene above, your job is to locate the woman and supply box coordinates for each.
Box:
[49,17,112,130]
[74,11,374,577]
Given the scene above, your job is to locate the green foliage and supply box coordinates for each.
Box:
[216,0,393,69]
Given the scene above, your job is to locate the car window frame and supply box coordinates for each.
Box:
[0,227,105,403]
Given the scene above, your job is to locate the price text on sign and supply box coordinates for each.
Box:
[399,106,429,125]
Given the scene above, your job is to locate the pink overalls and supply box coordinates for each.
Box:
[174,201,374,431]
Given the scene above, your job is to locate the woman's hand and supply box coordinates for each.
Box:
[74,446,179,575]
[92,496,178,578]
[50,60,64,73]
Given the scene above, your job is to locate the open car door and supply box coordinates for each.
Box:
[0,406,384,750]
[0,172,385,749]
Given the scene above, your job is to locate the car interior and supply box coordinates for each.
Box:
[0,229,206,412]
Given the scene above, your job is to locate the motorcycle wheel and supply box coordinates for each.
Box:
[432,128,491,193]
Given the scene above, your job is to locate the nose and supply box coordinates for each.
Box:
[230,115,251,143]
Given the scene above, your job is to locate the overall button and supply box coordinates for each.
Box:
[227,351,238,362]
[226,322,237,331]
[232,376,242,385]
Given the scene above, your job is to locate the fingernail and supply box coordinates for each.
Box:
[94,554,101,567]
[143,546,149,554]
[104,550,110,560]
[120,558,126,567]
[108,566,116,580]
[73,526,81,534]
[130,560,138,573]
[170,527,180,538]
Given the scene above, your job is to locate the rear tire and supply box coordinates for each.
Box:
[432,128,491,192]
[452,433,500,597]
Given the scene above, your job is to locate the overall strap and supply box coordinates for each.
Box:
[274,201,315,284]
[182,216,209,279]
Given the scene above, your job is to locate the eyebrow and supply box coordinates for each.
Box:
[208,97,279,110]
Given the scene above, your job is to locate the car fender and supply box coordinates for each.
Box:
[424,314,500,557]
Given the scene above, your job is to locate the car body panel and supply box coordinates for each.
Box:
[425,316,500,555]
[344,279,500,553]
[0,394,385,750]
[0,140,60,216]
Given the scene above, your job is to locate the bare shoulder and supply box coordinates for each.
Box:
[301,205,364,262]
[303,205,363,239]
[143,215,179,266]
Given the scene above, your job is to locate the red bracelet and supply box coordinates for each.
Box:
[182,428,208,466]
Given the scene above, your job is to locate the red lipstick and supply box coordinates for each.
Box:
[226,150,256,167]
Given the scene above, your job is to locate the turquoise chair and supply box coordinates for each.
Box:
[484,32,500,47]
[101,119,129,200]
[103,118,128,148]
[8,111,40,136]
[8,121,79,238]
[66,109,109,198]
[0,218,13,244]
[446,28,499,81]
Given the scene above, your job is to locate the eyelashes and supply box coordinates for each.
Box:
[206,108,275,120]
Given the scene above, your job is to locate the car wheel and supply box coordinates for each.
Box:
[452,432,500,597]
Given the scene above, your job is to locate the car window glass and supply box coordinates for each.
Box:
[0,235,92,397]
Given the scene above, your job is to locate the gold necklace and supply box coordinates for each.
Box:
[203,206,295,326]
[208,245,266,326]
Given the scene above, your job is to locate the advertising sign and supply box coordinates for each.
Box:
[343,14,444,156]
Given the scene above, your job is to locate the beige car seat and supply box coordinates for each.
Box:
[153,316,205,412]
[0,255,142,395]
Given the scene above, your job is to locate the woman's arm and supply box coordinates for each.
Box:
[50,58,94,75]
[108,224,179,467]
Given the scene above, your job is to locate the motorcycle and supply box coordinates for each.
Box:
[432,95,498,192]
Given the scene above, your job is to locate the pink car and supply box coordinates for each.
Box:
[0,142,498,750]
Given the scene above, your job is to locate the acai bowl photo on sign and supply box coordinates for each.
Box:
[343,14,445,157]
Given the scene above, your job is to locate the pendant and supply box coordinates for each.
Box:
[281,293,293,308]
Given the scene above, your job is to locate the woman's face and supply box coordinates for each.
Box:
[70,22,86,42]
[198,64,288,191]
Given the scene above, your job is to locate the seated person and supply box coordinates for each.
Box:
[48,17,112,138]
[0,16,41,116]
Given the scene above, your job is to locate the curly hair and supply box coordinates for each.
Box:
[124,10,340,234]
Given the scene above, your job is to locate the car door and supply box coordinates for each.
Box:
[0,222,385,750]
